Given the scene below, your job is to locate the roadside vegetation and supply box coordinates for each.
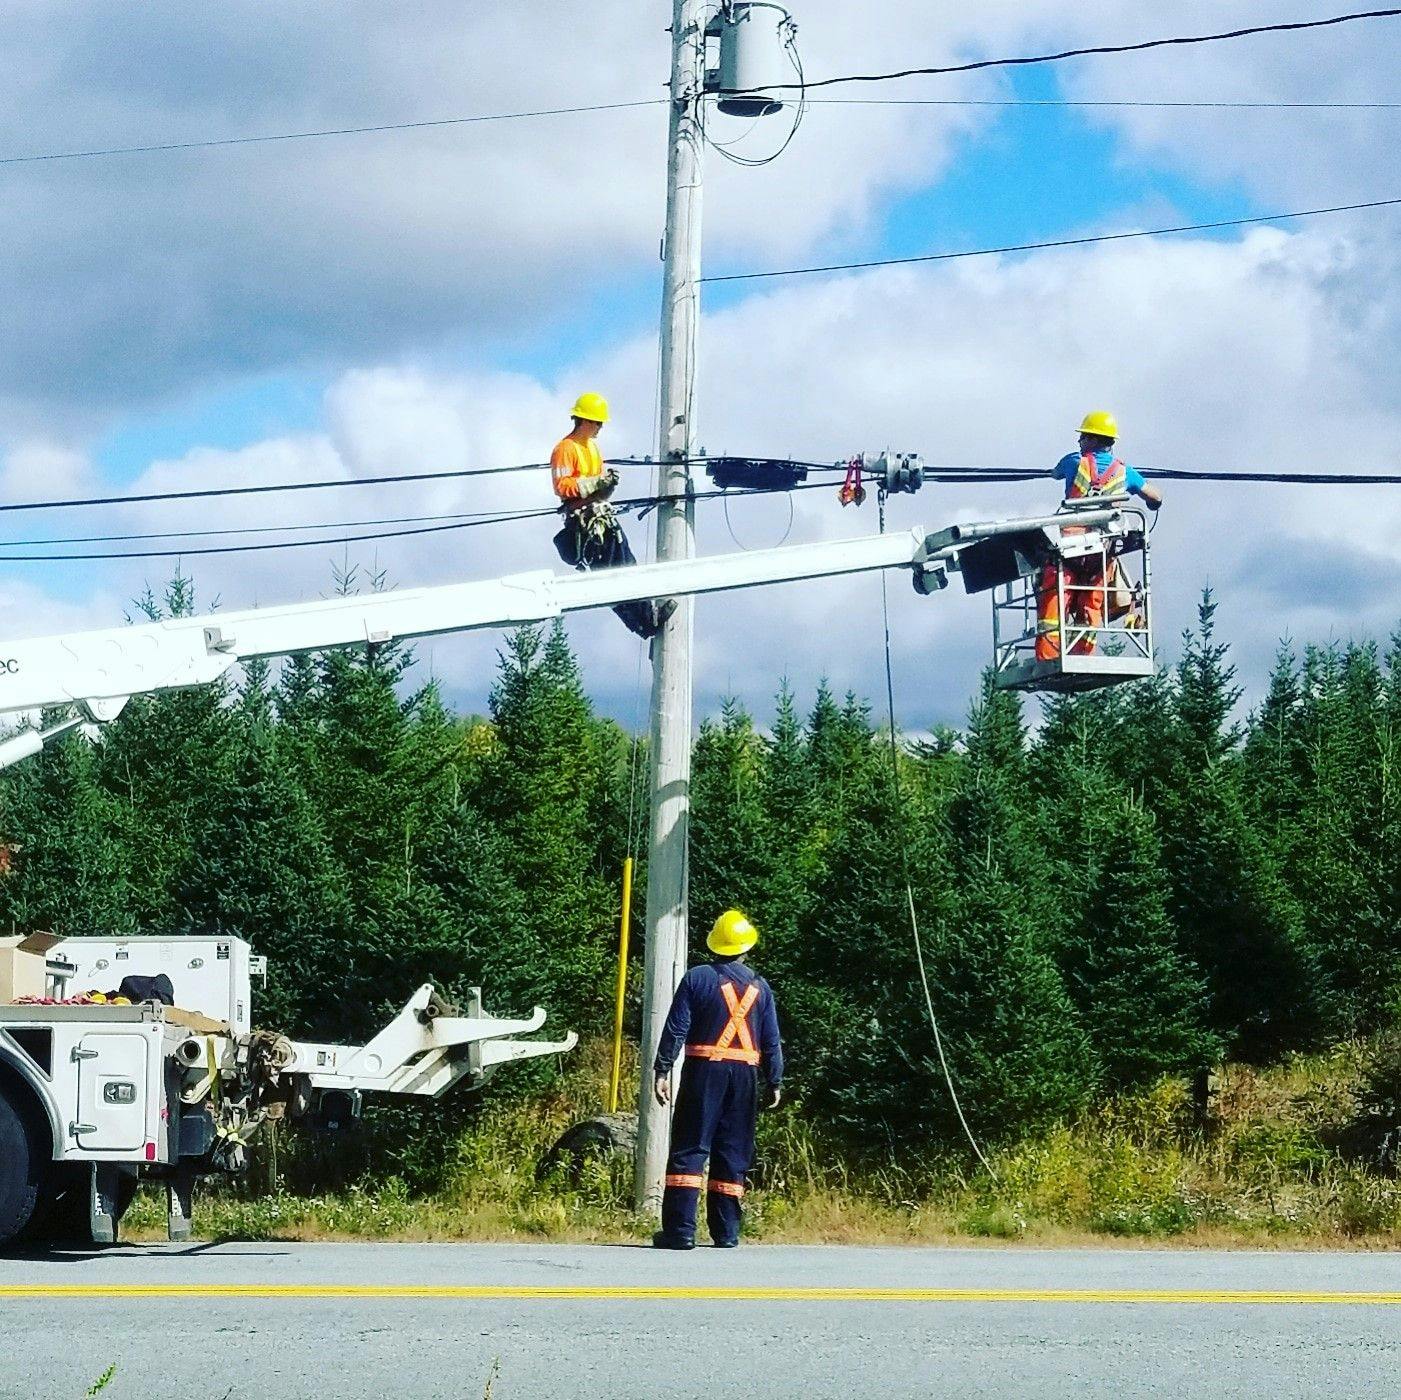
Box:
[6,570,1401,1247]
[123,1032,1401,1247]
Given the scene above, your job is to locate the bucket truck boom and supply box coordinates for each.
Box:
[0,503,1129,767]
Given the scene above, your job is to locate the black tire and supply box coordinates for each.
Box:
[0,1079,46,1247]
[537,1113,639,1184]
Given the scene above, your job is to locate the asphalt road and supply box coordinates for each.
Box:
[4,1242,1400,1399]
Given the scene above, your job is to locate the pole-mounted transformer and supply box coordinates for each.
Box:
[709,2,795,118]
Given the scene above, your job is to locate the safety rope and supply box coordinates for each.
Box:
[877,493,998,1179]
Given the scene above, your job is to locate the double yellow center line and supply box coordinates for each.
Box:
[2,1284,1399,1305]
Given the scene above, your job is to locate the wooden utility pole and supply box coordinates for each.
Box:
[634,0,708,1214]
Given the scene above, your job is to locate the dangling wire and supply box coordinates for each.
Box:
[721,488,795,550]
[876,491,998,1179]
[702,11,807,168]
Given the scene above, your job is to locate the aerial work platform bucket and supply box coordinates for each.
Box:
[987,499,1154,694]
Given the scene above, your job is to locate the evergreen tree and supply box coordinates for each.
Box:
[0,726,131,934]
[468,623,617,1018]
[690,699,771,943]
[1057,787,1219,1087]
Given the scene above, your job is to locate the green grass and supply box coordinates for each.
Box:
[125,1037,1401,1248]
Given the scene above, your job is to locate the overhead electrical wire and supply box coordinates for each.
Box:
[2,455,1400,544]
[701,196,1401,283]
[0,480,838,562]
[4,12,1393,172]
[0,100,665,168]
[0,505,531,549]
[807,96,1401,111]
[0,456,700,517]
[723,8,1401,95]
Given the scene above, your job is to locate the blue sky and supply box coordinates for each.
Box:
[1,1,1398,727]
[91,63,1263,482]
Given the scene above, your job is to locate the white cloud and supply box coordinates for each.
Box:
[0,0,1013,426]
[4,219,1395,730]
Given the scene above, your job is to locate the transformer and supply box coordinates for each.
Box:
[715,3,793,118]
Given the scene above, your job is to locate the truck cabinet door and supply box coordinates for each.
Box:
[74,1034,148,1153]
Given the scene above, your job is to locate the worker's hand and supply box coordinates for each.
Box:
[596,468,619,499]
[768,1086,782,1110]
[1146,496,1162,512]
[654,1074,671,1107]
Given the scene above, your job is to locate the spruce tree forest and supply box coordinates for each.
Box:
[2,573,1398,1192]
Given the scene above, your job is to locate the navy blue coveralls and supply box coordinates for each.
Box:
[654,958,783,1246]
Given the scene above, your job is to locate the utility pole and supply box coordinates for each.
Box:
[635,0,708,1214]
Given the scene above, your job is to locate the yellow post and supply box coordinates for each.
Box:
[608,857,635,1114]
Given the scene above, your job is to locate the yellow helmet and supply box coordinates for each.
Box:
[707,909,758,958]
[570,391,610,424]
[1078,410,1119,441]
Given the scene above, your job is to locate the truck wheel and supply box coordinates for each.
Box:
[0,1081,46,1246]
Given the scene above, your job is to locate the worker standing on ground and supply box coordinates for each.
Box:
[550,393,670,640]
[1037,410,1163,661]
[652,910,783,1250]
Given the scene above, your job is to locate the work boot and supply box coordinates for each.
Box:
[652,1230,695,1251]
[646,599,679,660]
[712,1238,739,1249]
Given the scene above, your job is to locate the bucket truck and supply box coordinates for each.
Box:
[0,491,1151,1246]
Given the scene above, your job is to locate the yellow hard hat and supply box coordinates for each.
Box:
[1078,410,1119,440]
[707,909,758,958]
[570,392,610,424]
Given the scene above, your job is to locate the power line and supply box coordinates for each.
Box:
[0,505,562,562]
[0,506,524,549]
[726,8,1401,95]
[4,453,1401,541]
[3,10,1392,173]
[808,97,1401,111]
[0,480,835,561]
[701,196,1401,283]
[0,456,702,517]
[0,100,665,168]
[6,87,1386,174]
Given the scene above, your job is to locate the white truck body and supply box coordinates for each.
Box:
[0,935,575,1245]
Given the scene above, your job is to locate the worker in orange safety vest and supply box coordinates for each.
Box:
[1036,410,1162,661]
[550,392,671,640]
[652,910,783,1250]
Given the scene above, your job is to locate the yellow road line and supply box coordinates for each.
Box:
[1,1285,1400,1304]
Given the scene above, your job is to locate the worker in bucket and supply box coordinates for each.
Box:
[652,909,783,1250]
[550,393,672,640]
[1036,410,1162,661]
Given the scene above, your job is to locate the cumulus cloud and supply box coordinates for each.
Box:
[6,218,1394,731]
[0,0,1015,427]
[2,2,1398,729]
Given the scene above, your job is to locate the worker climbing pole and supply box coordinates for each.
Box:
[549,391,672,640]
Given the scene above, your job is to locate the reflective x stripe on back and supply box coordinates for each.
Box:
[1069,453,1127,499]
[715,982,759,1054]
[685,980,762,1065]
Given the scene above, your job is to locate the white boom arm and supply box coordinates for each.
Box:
[281,985,579,1097]
[0,506,1119,767]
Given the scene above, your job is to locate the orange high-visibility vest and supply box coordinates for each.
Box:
[1068,452,1127,499]
[551,436,604,501]
[684,981,761,1066]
